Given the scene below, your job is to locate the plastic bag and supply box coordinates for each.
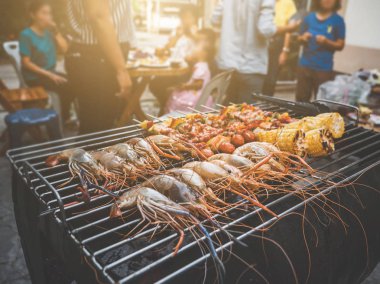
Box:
[317,75,371,106]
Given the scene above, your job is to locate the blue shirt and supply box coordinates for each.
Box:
[299,12,346,71]
[19,27,57,81]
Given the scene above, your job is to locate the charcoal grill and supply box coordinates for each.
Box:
[7,98,380,284]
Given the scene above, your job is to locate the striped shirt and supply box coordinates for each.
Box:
[67,0,136,45]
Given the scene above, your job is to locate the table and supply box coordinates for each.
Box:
[117,64,189,126]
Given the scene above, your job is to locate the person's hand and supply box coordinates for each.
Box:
[286,20,301,33]
[48,73,67,85]
[155,47,170,58]
[47,20,59,34]
[279,51,288,66]
[299,32,312,43]
[116,69,132,99]
[316,35,327,45]
[48,20,57,29]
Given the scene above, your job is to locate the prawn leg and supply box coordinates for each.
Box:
[149,141,182,160]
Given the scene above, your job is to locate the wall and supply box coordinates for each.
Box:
[335,0,380,73]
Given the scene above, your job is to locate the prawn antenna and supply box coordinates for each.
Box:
[208,218,248,248]
[197,221,226,284]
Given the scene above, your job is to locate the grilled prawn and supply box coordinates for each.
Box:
[45,148,113,201]
[183,161,277,216]
[107,143,148,168]
[110,187,225,280]
[128,137,163,168]
[167,168,214,198]
[146,135,207,161]
[91,151,142,185]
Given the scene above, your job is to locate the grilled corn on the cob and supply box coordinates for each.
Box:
[284,113,345,139]
[276,129,306,156]
[256,129,279,144]
[256,129,306,156]
[315,113,345,139]
[304,128,335,157]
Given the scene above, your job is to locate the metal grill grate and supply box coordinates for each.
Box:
[7,101,380,283]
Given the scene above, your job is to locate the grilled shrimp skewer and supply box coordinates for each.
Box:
[110,187,225,281]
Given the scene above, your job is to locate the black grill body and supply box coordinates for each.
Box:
[8,100,380,284]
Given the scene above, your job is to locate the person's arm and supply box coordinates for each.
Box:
[167,27,183,49]
[275,20,301,35]
[48,21,69,54]
[316,36,345,51]
[298,32,312,44]
[257,0,277,38]
[279,32,292,65]
[21,57,67,84]
[53,31,69,54]
[83,0,132,97]
[173,79,204,92]
[297,16,312,45]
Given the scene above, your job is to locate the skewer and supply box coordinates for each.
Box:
[200,105,219,112]
[133,119,142,124]
[146,113,165,122]
[187,107,202,113]
[175,110,189,116]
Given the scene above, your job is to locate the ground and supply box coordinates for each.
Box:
[0,49,379,284]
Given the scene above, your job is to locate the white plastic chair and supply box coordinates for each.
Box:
[194,69,234,111]
[3,41,27,87]
[3,41,62,118]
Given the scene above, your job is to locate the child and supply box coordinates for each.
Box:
[296,0,346,102]
[151,5,199,114]
[156,4,198,59]
[19,1,73,123]
[165,29,216,114]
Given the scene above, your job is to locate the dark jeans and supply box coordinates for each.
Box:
[262,35,285,96]
[149,74,189,114]
[296,66,334,102]
[226,72,265,104]
[26,72,74,121]
[65,44,129,134]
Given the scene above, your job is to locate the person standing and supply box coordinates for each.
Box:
[211,0,300,104]
[262,0,297,96]
[296,0,345,102]
[65,0,135,134]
